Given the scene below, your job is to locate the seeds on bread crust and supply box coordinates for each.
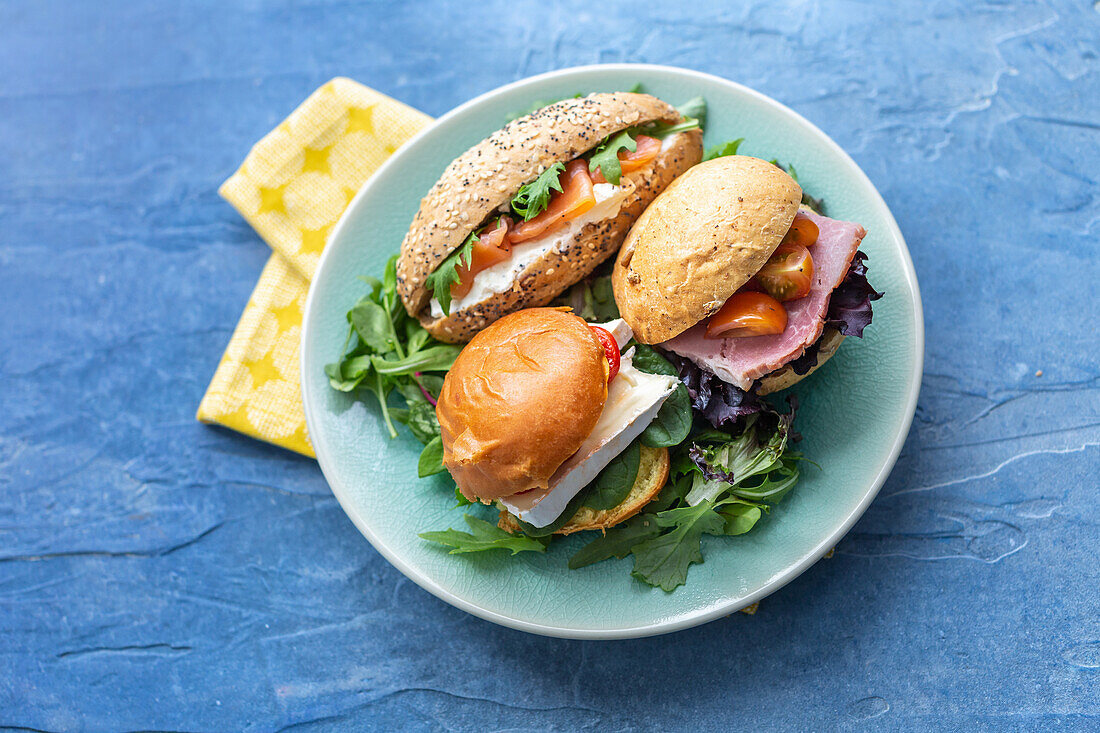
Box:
[420,129,703,343]
[396,92,684,319]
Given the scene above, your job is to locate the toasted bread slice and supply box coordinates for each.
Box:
[498,445,670,536]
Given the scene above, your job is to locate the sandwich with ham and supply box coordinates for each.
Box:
[396,92,703,344]
[435,308,681,534]
[612,154,882,422]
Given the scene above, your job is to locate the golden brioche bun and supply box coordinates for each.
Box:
[436,308,608,502]
[612,156,802,344]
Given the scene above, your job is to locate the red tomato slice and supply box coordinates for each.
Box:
[590,135,662,184]
[588,325,620,383]
[783,214,819,248]
[508,160,595,243]
[756,242,815,302]
[704,291,788,339]
[451,219,513,300]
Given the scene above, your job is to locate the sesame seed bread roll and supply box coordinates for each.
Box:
[396,92,703,343]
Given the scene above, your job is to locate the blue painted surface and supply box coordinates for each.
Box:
[1,0,1098,729]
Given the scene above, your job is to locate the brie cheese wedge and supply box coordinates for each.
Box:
[500,322,678,528]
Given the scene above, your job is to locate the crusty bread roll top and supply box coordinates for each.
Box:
[612,156,803,344]
[436,308,609,502]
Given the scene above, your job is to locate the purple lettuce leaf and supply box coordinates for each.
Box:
[786,250,883,375]
[663,351,769,427]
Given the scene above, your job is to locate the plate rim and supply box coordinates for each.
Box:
[301,62,925,639]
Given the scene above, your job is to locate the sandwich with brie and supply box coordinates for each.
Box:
[435,307,680,534]
[612,155,882,422]
[396,92,703,344]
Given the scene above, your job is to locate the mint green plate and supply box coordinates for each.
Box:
[301,64,923,639]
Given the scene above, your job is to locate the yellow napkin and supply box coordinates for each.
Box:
[196,78,433,456]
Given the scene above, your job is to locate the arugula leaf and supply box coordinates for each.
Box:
[626,83,644,93]
[769,160,825,213]
[584,439,641,510]
[419,515,547,555]
[648,472,692,513]
[568,515,661,569]
[704,138,744,161]
[630,501,725,591]
[425,231,478,315]
[327,254,451,442]
[371,344,462,376]
[588,129,637,186]
[417,436,446,478]
[511,162,565,221]
[675,96,707,131]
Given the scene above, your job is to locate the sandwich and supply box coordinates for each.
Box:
[435,307,681,533]
[396,92,704,344]
[612,155,882,421]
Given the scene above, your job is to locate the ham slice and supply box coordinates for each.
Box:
[662,210,866,390]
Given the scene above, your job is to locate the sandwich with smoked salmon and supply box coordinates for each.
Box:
[396,92,704,344]
[612,154,882,422]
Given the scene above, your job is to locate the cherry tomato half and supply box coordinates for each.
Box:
[756,242,815,302]
[783,214,819,248]
[705,291,788,339]
[588,326,620,382]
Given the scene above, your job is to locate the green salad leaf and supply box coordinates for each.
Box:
[587,129,637,186]
[424,230,478,316]
[553,268,619,321]
[568,515,660,569]
[716,500,765,536]
[629,501,725,591]
[419,515,547,555]
[704,138,744,161]
[675,96,707,131]
[324,255,452,443]
[570,401,805,591]
[511,162,564,221]
[372,344,461,375]
[417,436,446,478]
[584,439,642,511]
[630,344,692,448]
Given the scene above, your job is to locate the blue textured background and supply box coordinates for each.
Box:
[2,1,1098,730]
